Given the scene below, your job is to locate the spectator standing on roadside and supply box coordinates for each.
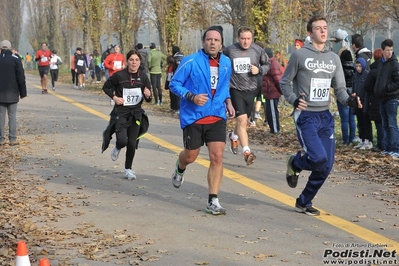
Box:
[35,42,51,94]
[262,47,283,134]
[337,49,356,145]
[364,48,385,152]
[294,39,304,50]
[224,26,270,165]
[351,34,372,71]
[0,40,27,146]
[49,50,62,91]
[373,39,399,157]
[352,58,372,150]
[280,15,362,216]
[148,43,167,105]
[93,49,102,83]
[136,43,148,75]
[169,26,234,215]
[167,45,184,113]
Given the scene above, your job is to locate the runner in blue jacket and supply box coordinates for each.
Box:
[169,26,234,215]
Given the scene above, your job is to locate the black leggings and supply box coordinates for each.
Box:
[95,66,101,81]
[50,69,59,88]
[71,69,78,85]
[150,73,162,103]
[115,118,141,169]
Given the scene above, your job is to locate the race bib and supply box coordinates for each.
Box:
[233,57,251,73]
[210,66,219,90]
[77,60,84,66]
[310,78,331,101]
[123,88,143,106]
[114,61,122,69]
[41,57,48,63]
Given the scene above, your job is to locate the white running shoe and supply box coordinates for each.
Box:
[353,141,364,149]
[124,169,136,180]
[111,147,120,161]
[206,197,226,215]
[359,140,373,150]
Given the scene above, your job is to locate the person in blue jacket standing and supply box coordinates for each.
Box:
[169,25,234,215]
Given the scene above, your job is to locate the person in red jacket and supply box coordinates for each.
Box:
[103,45,125,78]
[35,42,51,93]
[262,48,283,133]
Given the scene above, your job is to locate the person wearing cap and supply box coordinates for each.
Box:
[148,43,167,105]
[224,26,270,166]
[49,50,62,91]
[0,40,27,146]
[262,48,283,134]
[104,45,125,78]
[169,25,234,215]
[294,39,304,50]
[34,42,51,93]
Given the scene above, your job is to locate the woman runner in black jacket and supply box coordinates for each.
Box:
[102,50,152,180]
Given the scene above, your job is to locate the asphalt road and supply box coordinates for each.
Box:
[10,74,399,265]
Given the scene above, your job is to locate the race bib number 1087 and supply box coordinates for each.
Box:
[310,78,331,101]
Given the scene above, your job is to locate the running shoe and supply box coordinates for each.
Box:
[244,151,256,165]
[254,112,262,120]
[228,132,239,154]
[111,146,120,161]
[295,198,320,216]
[286,154,300,188]
[124,169,136,180]
[206,197,226,215]
[172,160,184,188]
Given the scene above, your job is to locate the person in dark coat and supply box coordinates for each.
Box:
[0,40,27,146]
[353,57,372,149]
[364,48,385,152]
[337,49,356,145]
[262,48,283,133]
[373,39,399,157]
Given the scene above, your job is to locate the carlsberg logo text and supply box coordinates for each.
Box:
[305,58,337,73]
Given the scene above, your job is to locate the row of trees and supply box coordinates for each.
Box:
[0,0,398,66]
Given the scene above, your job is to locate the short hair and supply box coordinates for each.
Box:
[237,26,253,37]
[126,49,141,61]
[381,39,394,50]
[136,43,143,49]
[307,15,327,33]
[373,48,383,61]
[351,34,364,48]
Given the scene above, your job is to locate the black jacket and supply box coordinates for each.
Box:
[342,61,355,92]
[101,67,152,153]
[373,52,399,101]
[364,60,382,121]
[0,50,27,103]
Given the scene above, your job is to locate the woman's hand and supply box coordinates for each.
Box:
[113,96,124,105]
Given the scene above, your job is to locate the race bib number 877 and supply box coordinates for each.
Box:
[310,78,331,101]
[123,88,143,106]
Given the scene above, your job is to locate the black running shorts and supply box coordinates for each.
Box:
[230,88,258,118]
[182,119,226,150]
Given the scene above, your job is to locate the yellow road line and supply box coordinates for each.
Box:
[30,83,399,252]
